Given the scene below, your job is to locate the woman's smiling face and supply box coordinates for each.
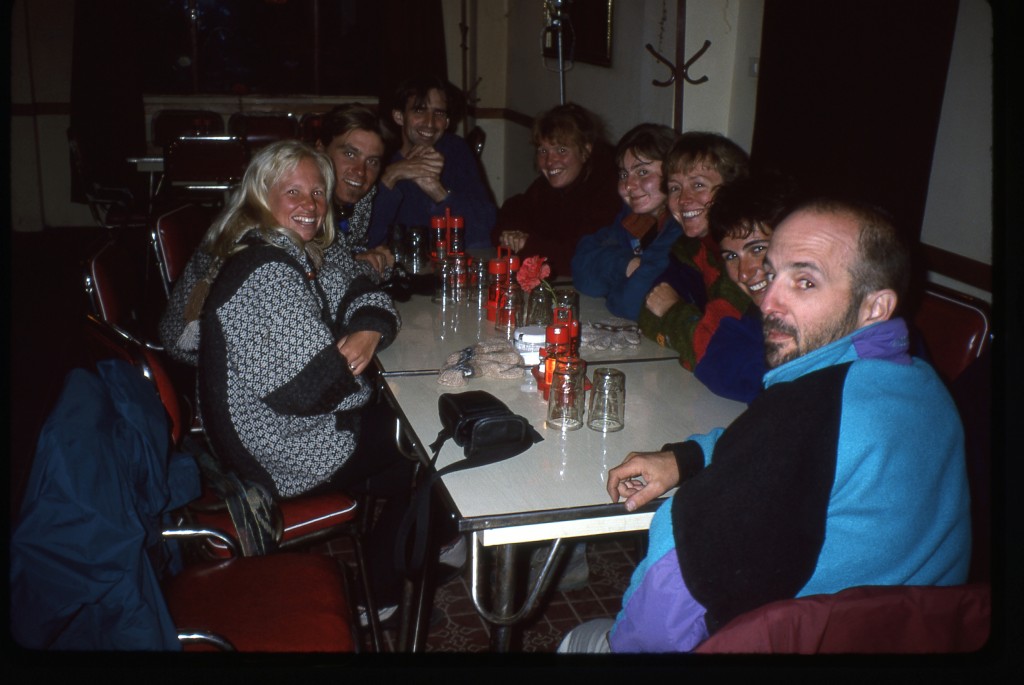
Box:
[666,162,724,238]
[267,157,328,242]
[536,137,590,189]
[617,149,666,216]
[719,221,773,305]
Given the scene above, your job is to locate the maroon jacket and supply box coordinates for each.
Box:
[492,151,621,279]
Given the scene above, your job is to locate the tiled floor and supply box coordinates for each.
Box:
[325,534,644,653]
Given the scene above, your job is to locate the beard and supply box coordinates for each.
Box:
[763,298,862,369]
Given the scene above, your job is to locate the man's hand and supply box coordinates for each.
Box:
[355,246,395,274]
[644,282,681,317]
[498,230,529,253]
[380,145,447,201]
[606,450,680,512]
[337,330,383,375]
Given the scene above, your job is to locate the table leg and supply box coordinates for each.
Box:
[490,543,517,651]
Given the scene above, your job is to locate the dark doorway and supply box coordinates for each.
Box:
[751,0,960,244]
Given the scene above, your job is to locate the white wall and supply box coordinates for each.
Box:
[919,0,993,300]
[464,0,762,205]
[10,0,995,302]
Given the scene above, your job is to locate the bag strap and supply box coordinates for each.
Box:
[394,456,485,577]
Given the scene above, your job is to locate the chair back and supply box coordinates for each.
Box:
[695,583,990,654]
[160,136,250,205]
[68,126,148,231]
[228,111,300,150]
[910,283,992,385]
[152,109,225,150]
[83,314,187,445]
[300,112,325,145]
[151,203,218,296]
[84,238,161,336]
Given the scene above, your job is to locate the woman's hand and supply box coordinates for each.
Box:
[498,230,529,253]
[606,450,680,511]
[644,282,681,317]
[337,330,383,375]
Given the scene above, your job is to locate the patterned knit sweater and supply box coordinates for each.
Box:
[198,230,399,498]
[159,196,382,367]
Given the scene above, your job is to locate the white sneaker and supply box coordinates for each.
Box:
[438,535,467,569]
[357,603,397,628]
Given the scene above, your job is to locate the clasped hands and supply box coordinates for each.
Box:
[607,449,680,512]
[498,230,529,253]
[381,144,447,202]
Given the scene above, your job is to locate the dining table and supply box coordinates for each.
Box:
[374,280,747,651]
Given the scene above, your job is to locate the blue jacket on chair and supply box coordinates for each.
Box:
[10,360,201,650]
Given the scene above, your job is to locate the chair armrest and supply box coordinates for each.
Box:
[176,631,236,651]
[162,527,241,557]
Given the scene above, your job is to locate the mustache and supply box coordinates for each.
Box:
[763,315,797,338]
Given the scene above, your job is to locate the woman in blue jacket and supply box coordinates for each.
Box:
[571,123,681,320]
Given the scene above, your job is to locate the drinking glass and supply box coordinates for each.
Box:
[523,287,553,326]
[587,368,626,432]
[553,286,580,322]
[546,357,586,431]
[494,283,522,340]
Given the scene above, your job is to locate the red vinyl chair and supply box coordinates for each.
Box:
[150,202,218,297]
[152,108,225,150]
[910,282,992,385]
[163,530,358,652]
[83,313,187,446]
[11,353,359,653]
[83,310,384,650]
[694,583,990,654]
[228,111,300,150]
[83,238,166,350]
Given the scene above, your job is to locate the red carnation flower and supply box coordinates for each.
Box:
[517,255,552,293]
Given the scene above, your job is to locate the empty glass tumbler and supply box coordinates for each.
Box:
[553,286,580,322]
[587,368,626,432]
[546,357,586,431]
[523,287,553,326]
[494,283,522,339]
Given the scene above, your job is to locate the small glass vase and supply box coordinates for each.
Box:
[522,287,554,327]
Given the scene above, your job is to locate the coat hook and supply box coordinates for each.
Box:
[681,40,712,85]
[644,39,712,87]
[645,43,676,87]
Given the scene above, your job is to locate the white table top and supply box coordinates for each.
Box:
[376,291,678,375]
[378,294,747,546]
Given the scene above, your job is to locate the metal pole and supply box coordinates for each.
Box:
[552,0,567,104]
[673,0,686,132]
[460,0,469,135]
[188,0,199,94]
